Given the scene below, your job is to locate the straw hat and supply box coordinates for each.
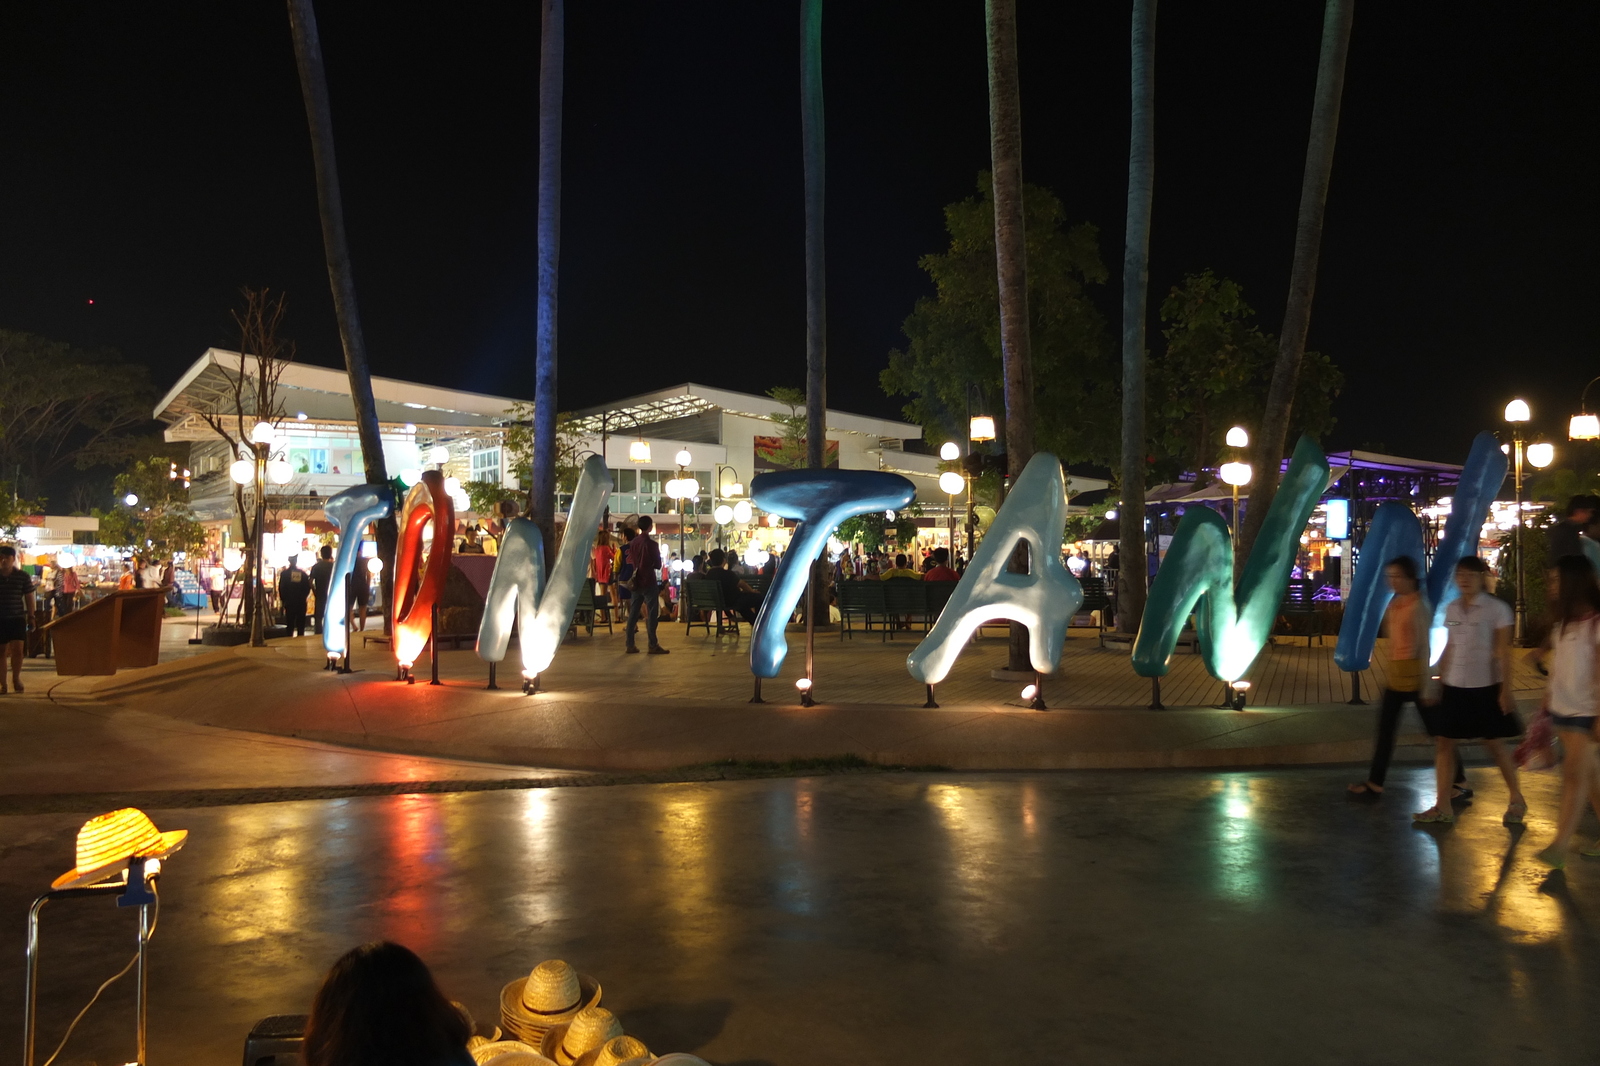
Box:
[501,960,601,1045]
[52,808,188,890]
[584,1036,651,1066]
[481,1052,558,1066]
[540,1007,623,1066]
[472,1041,544,1065]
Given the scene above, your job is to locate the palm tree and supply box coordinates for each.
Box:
[1240,0,1355,554]
[530,0,566,563]
[801,0,826,471]
[286,0,396,623]
[1118,0,1157,635]
[985,0,1035,672]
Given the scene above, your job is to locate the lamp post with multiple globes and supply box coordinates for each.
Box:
[229,421,294,646]
[1219,426,1252,554]
[1504,398,1555,644]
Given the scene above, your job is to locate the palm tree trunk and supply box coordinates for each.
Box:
[286,0,397,625]
[1239,0,1354,555]
[985,0,1035,672]
[801,0,829,626]
[1118,0,1156,635]
[801,0,826,471]
[531,0,565,567]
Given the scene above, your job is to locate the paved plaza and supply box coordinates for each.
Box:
[1,624,1592,1064]
[2,769,1595,1065]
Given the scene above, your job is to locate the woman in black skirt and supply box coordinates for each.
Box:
[1416,556,1525,825]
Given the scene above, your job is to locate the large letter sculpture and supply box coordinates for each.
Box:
[392,470,456,670]
[1334,431,1507,671]
[748,469,916,677]
[477,454,613,679]
[320,483,395,660]
[1133,435,1331,682]
[907,453,1082,683]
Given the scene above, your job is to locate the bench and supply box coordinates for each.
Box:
[1280,579,1323,645]
[683,577,744,636]
[574,582,613,635]
[838,579,886,638]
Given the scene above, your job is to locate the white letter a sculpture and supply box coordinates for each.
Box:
[477,455,612,680]
[907,453,1083,684]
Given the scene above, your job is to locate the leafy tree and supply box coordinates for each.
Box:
[94,456,206,557]
[0,330,154,498]
[1148,271,1342,483]
[463,404,588,530]
[764,386,810,470]
[881,177,1114,466]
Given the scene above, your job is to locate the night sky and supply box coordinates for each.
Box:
[2,2,1594,466]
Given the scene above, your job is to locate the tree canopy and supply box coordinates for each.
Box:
[881,175,1115,466]
[94,455,206,557]
[1148,270,1342,483]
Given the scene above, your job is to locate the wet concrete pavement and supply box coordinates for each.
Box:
[2,766,1595,1065]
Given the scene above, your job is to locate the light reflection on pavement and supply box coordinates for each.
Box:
[1,767,1595,1064]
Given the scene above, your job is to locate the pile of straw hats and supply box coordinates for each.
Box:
[501,960,601,1048]
[496,959,710,1066]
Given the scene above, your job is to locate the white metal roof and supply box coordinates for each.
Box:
[568,382,922,439]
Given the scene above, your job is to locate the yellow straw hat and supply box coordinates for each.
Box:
[540,1007,623,1066]
[471,1041,545,1065]
[52,808,188,890]
[500,960,601,1045]
[583,1035,651,1066]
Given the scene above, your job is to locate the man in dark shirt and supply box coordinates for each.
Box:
[623,516,668,654]
[0,546,37,693]
[704,548,762,622]
[308,545,334,634]
[1547,494,1598,561]
[277,555,312,638]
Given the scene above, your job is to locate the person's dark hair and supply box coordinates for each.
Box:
[621,525,637,541]
[321,545,333,560]
[1385,556,1419,583]
[303,942,469,1066]
[0,546,14,559]
[1455,555,1489,575]
[638,515,653,533]
[894,553,908,568]
[708,548,725,567]
[1552,554,1600,625]
[1567,495,1600,517]
[931,547,949,566]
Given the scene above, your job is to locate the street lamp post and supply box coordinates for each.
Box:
[968,413,995,565]
[714,465,743,550]
[1220,426,1252,555]
[1568,375,1600,441]
[1505,399,1531,644]
[230,422,293,646]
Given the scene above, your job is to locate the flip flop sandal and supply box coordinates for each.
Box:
[1580,839,1600,858]
[1413,808,1455,824]
[1536,846,1566,870]
[1503,801,1528,826]
[1452,785,1474,800]
[1347,782,1384,796]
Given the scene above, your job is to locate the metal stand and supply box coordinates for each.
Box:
[1149,676,1164,710]
[25,863,159,1066]
[487,661,498,690]
[429,605,440,686]
[1029,671,1047,711]
[750,677,765,704]
[923,683,939,708]
[336,597,354,674]
[801,567,817,706]
[1346,671,1364,705]
[522,673,539,696]
[188,599,203,645]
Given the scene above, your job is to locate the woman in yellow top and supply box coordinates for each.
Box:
[1347,557,1467,799]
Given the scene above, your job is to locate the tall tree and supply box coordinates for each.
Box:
[1240,0,1355,553]
[530,0,565,563]
[1118,0,1157,635]
[801,0,827,471]
[286,0,396,625]
[985,0,1035,673]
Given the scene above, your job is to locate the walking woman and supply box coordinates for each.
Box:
[1535,555,1600,868]
[1416,556,1526,825]
[1347,557,1468,799]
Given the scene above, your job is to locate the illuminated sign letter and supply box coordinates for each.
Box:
[1132,436,1330,682]
[1334,431,1507,670]
[321,484,395,659]
[478,455,613,678]
[393,471,456,669]
[907,453,1081,684]
[749,469,916,678]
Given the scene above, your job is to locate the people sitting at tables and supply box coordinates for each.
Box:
[879,553,922,580]
[923,547,959,582]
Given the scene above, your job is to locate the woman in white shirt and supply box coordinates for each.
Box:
[1536,555,1600,868]
[1416,556,1526,825]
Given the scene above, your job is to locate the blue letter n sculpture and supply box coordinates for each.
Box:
[1133,435,1331,683]
[748,469,917,678]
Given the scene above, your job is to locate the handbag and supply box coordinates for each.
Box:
[1515,704,1560,771]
